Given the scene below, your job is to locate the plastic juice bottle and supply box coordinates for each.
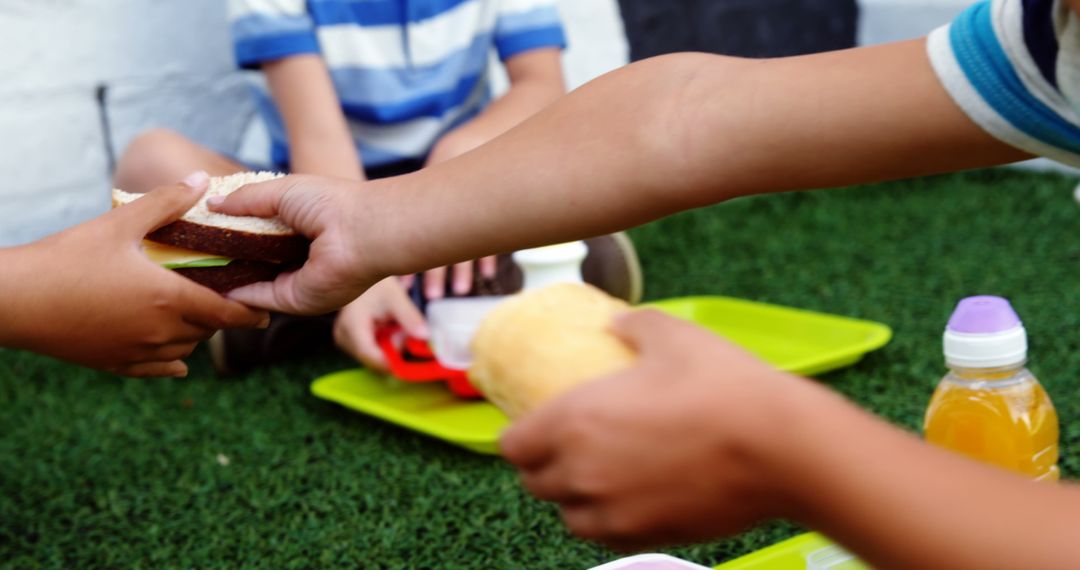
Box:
[924,296,1060,481]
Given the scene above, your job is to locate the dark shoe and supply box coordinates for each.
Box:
[209,314,336,376]
[583,232,643,304]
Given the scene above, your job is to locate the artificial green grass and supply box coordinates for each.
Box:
[3,168,1080,568]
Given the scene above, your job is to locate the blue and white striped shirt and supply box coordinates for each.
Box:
[228,0,567,169]
[929,0,1080,167]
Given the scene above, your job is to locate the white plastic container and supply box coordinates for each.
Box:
[426,296,508,370]
[512,241,587,291]
[424,241,589,370]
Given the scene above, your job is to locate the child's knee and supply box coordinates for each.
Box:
[114,129,192,191]
[121,128,189,166]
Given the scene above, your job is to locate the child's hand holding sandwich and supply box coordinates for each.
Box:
[0,172,268,377]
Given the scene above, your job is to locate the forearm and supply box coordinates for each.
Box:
[768,377,1080,569]
[367,54,693,276]
[265,55,364,180]
[0,244,41,349]
[365,40,1027,276]
[0,247,19,347]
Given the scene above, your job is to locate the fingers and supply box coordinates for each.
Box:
[177,280,270,329]
[110,171,209,236]
[451,261,473,296]
[225,270,316,315]
[389,286,429,339]
[500,410,560,471]
[399,274,416,289]
[227,268,339,315]
[609,309,694,356]
[561,505,613,543]
[479,256,498,280]
[205,176,293,218]
[226,278,290,312]
[519,464,585,504]
[423,260,482,299]
[151,341,201,362]
[336,324,388,372]
[114,360,189,378]
[424,266,447,300]
[333,310,388,372]
[614,309,761,369]
[169,322,220,344]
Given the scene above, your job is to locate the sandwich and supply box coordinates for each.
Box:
[113,171,309,293]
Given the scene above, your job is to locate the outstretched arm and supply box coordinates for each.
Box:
[381,39,1026,269]
[213,39,1029,313]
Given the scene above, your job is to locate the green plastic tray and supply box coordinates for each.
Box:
[311,296,891,455]
[313,371,508,454]
[715,533,867,570]
[647,297,892,376]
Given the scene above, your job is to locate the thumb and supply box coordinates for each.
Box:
[226,273,301,314]
[227,267,342,315]
[206,175,293,219]
[112,171,209,235]
[614,308,760,367]
[610,309,692,357]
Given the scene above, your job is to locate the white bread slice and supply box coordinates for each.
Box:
[112,171,309,264]
[113,171,292,235]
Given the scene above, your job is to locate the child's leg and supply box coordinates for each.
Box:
[113,128,248,192]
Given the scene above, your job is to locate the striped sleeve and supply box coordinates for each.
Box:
[493,0,567,61]
[927,0,1080,167]
[228,0,321,69]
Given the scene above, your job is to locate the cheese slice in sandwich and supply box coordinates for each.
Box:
[141,240,233,269]
[113,171,310,292]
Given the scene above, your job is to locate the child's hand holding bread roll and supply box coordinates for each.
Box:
[496,298,803,552]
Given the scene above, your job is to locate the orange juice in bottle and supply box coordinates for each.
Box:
[924,296,1059,481]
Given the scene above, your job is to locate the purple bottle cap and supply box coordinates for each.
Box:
[946,296,1022,334]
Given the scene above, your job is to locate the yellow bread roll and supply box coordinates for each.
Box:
[469,283,637,419]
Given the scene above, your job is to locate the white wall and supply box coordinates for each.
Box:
[0,0,628,246]
[857,0,971,45]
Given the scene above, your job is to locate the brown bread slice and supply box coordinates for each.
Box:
[175,260,292,294]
